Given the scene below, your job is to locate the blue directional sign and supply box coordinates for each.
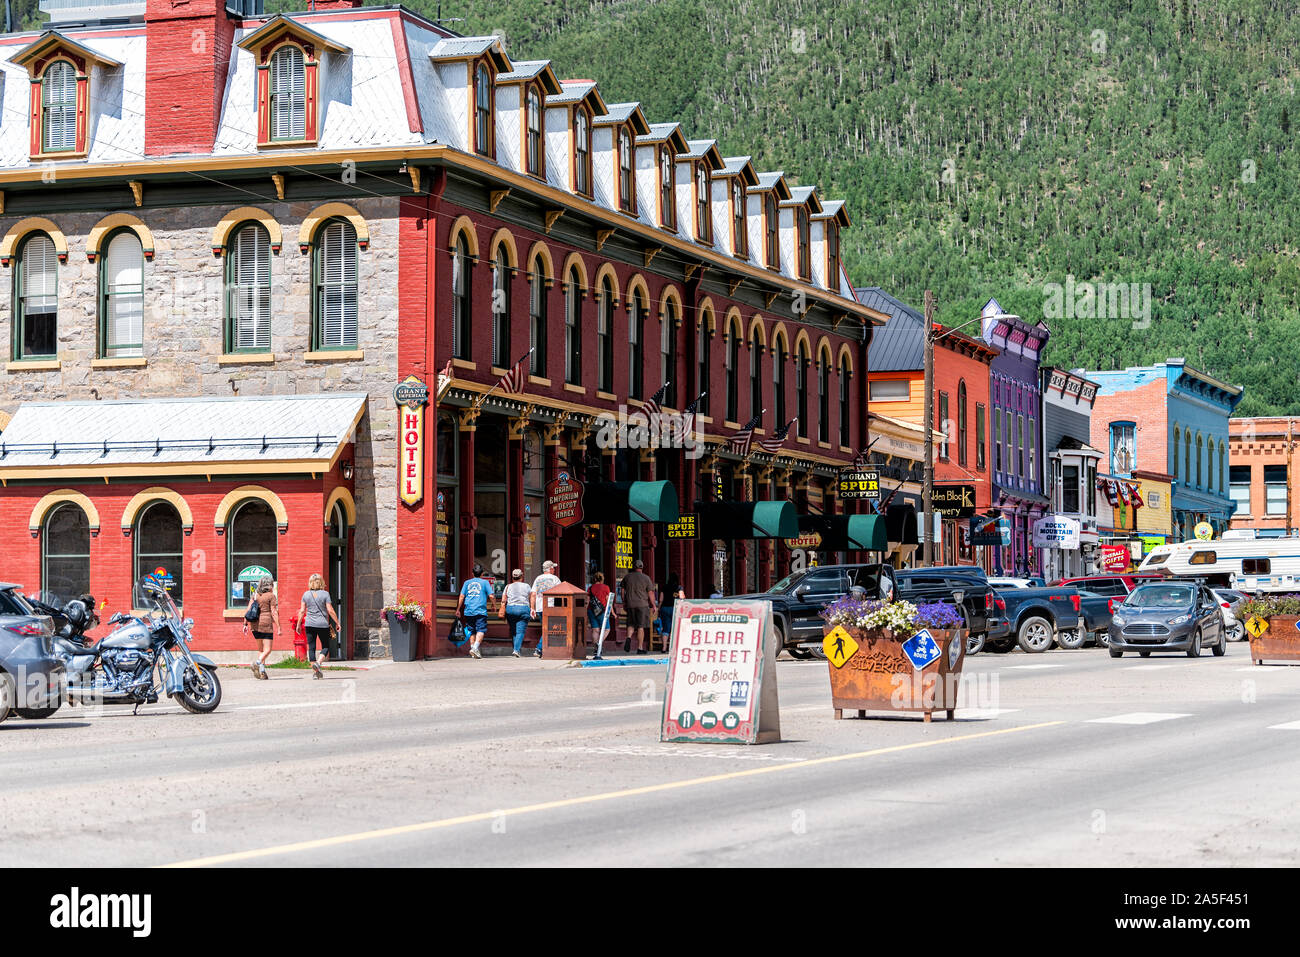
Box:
[902,628,942,670]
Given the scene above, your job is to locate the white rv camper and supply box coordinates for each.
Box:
[1139,537,1300,593]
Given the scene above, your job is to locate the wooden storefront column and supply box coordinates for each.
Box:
[507,422,525,575]
[757,465,774,591]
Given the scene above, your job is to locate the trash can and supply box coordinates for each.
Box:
[539,582,588,660]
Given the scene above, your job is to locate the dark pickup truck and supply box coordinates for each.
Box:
[893,566,1000,652]
[983,586,1090,653]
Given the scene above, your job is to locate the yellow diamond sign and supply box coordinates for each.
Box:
[823,626,859,668]
[1246,616,1268,639]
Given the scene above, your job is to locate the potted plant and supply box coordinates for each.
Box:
[382,593,427,662]
[820,597,967,721]
[1239,593,1300,665]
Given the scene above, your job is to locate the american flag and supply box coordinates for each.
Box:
[758,417,796,454]
[1128,483,1144,508]
[679,391,706,442]
[495,349,534,394]
[728,412,763,456]
[641,381,669,421]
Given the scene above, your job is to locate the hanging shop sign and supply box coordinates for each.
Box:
[661,599,781,745]
[836,468,881,500]
[667,514,698,539]
[1194,521,1214,541]
[615,524,634,570]
[545,472,585,528]
[397,376,426,507]
[785,532,822,550]
[931,484,976,517]
[1032,515,1081,549]
[969,515,1011,547]
[1099,544,1130,572]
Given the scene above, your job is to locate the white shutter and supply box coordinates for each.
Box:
[318,222,357,348]
[104,232,143,357]
[23,235,58,311]
[232,226,271,350]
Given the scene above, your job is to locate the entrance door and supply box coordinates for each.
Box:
[328,504,349,659]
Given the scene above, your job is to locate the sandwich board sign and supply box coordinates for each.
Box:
[661,599,781,745]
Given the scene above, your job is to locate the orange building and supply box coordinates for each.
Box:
[1228,417,1300,536]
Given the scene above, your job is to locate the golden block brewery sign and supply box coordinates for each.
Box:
[545,472,584,528]
[396,375,427,507]
[615,524,634,570]
[661,599,781,745]
[667,514,698,539]
[932,484,976,517]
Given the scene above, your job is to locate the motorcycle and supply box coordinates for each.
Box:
[55,577,222,715]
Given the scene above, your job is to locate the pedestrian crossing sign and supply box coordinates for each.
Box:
[823,626,859,668]
[1246,616,1268,639]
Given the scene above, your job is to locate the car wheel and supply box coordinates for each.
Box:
[1186,630,1202,658]
[1109,647,1124,658]
[0,672,13,724]
[786,646,814,660]
[1212,629,1227,657]
[966,632,986,655]
[990,639,1016,653]
[1056,628,1086,650]
[1017,616,1054,654]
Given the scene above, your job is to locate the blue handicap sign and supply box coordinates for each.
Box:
[1294,619,1300,633]
[902,628,942,670]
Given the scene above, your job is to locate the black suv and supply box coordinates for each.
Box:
[893,566,998,649]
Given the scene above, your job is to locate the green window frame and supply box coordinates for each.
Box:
[41,60,77,154]
[43,503,90,597]
[312,219,358,351]
[13,232,58,360]
[227,499,279,608]
[134,501,184,606]
[225,223,272,353]
[99,228,144,359]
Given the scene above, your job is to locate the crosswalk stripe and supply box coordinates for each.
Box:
[1267,720,1300,730]
[1125,664,1174,671]
[1088,712,1191,725]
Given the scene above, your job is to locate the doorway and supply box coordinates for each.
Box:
[328,503,349,659]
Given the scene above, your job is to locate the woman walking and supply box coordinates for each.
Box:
[298,574,341,679]
[241,575,281,679]
[657,572,685,642]
[502,569,533,658]
[587,571,617,660]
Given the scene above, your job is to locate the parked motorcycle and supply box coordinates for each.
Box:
[56,577,222,715]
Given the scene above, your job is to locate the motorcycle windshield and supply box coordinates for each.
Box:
[133,578,181,621]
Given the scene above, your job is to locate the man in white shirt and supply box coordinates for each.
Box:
[529,560,562,658]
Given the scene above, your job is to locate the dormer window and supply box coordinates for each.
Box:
[269,46,306,141]
[659,146,676,229]
[797,207,810,280]
[764,193,778,268]
[525,85,543,176]
[695,163,711,244]
[731,180,747,257]
[618,127,635,213]
[826,221,840,288]
[574,107,592,195]
[474,62,494,157]
[41,61,77,153]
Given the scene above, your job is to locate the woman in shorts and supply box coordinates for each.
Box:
[298,573,342,678]
[241,575,281,679]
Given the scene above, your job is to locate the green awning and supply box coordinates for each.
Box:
[796,513,887,551]
[700,499,798,540]
[584,480,679,524]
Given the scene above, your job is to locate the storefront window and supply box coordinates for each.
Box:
[1265,465,1287,516]
[227,500,277,607]
[43,503,89,597]
[474,416,508,582]
[523,429,544,582]
[135,501,184,605]
[436,413,459,591]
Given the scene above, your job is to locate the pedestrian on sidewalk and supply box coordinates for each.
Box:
[456,564,497,659]
[656,572,685,641]
[298,574,341,679]
[241,575,281,679]
[587,571,617,659]
[529,560,562,658]
[502,569,533,657]
[621,560,657,654]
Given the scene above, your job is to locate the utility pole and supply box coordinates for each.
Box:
[922,289,935,567]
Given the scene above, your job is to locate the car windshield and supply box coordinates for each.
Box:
[0,588,35,617]
[1127,584,1193,608]
[769,572,804,595]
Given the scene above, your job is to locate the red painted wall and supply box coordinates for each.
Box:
[933,340,994,511]
[143,0,236,156]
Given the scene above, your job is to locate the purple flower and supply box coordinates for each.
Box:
[914,602,964,629]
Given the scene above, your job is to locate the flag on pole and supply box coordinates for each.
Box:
[728,412,763,456]
[435,358,454,403]
[496,348,533,395]
[641,381,669,420]
[758,418,796,454]
[679,391,706,442]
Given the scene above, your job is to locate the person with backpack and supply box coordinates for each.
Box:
[456,564,497,659]
[241,575,281,679]
[587,571,618,660]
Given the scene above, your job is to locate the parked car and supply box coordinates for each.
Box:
[0,583,64,723]
[733,564,899,659]
[1052,573,1164,597]
[1076,589,1122,646]
[894,566,1000,652]
[1107,581,1227,658]
[985,585,1088,652]
[1212,588,1248,641]
[988,577,1037,589]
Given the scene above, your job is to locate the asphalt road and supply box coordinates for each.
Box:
[2,642,1298,867]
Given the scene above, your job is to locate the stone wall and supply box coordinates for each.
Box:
[0,196,401,657]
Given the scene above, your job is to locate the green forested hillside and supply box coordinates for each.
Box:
[17,0,1300,413]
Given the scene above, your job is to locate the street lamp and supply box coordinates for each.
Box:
[921,292,989,567]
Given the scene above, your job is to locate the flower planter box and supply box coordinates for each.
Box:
[1250,616,1300,665]
[825,625,967,722]
[386,612,422,662]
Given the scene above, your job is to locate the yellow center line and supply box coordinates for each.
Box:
[161,720,1063,868]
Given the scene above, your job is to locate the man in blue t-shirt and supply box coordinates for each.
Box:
[456,563,498,659]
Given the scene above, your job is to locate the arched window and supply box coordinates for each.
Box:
[14,232,58,360]
[314,219,358,351]
[659,146,675,228]
[764,193,778,267]
[227,500,278,607]
[474,62,493,156]
[525,86,543,175]
[618,128,635,212]
[43,503,89,597]
[1185,434,1191,486]
[451,233,471,360]
[100,229,144,359]
[597,276,614,393]
[796,341,809,437]
[772,335,786,426]
[817,352,830,443]
[797,207,810,280]
[529,258,547,377]
[839,356,851,447]
[731,179,747,257]
[492,246,511,369]
[574,108,591,195]
[41,61,77,153]
[749,329,763,423]
[1172,428,1180,480]
[1219,440,1226,492]
[696,164,711,243]
[1196,433,1204,487]
[826,221,840,288]
[269,45,306,141]
[135,502,184,604]
[564,266,581,385]
[628,289,645,400]
[696,314,711,415]
[958,380,968,466]
[436,412,459,593]
[226,223,271,353]
[725,323,739,422]
[661,299,677,407]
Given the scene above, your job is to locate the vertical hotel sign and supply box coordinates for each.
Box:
[394,376,429,507]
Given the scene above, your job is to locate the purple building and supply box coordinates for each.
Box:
[980,298,1050,575]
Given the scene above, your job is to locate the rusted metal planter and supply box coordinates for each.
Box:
[825,625,967,722]
[1250,616,1300,665]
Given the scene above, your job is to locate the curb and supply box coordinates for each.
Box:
[579,657,670,668]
